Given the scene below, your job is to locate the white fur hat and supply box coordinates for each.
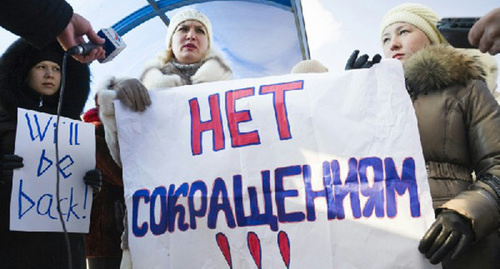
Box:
[165,9,213,53]
[380,3,446,45]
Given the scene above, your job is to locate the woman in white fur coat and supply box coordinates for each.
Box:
[95,8,232,269]
[98,8,232,166]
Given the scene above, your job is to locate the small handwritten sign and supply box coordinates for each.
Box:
[10,109,95,233]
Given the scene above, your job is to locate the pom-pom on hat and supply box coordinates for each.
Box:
[290,59,328,74]
[165,9,213,59]
[380,3,446,45]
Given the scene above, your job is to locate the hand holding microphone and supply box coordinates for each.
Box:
[57,13,106,63]
[67,28,126,64]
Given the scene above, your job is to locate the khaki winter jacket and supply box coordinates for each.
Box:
[404,45,500,268]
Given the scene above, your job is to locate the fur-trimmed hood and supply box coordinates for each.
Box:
[0,39,91,120]
[403,45,485,99]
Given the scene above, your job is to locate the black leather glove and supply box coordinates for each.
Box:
[83,169,102,194]
[345,50,382,70]
[1,154,24,184]
[418,210,473,264]
[115,78,151,112]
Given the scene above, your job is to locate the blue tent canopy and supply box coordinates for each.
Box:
[112,0,309,59]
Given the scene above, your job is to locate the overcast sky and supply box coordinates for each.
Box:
[1,0,498,110]
[304,0,499,72]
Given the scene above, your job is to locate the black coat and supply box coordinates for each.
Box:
[0,39,90,268]
[0,0,73,48]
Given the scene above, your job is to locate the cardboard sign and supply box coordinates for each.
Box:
[10,109,95,233]
[117,60,439,268]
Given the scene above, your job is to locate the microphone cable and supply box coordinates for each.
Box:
[54,43,105,268]
[55,51,73,269]
[54,41,110,268]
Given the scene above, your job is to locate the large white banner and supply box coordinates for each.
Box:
[10,109,95,233]
[117,60,439,268]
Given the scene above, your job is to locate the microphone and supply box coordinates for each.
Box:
[67,43,103,55]
[97,28,127,63]
[67,28,126,63]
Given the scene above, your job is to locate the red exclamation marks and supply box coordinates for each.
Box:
[247,232,262,269]
[216,232,232,269]
[278,231,290,268]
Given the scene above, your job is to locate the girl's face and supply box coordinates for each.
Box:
[26,60,61,96]
[172,20,209,64]
[382,22,431,64]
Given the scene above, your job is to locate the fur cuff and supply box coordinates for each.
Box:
[101,116,121,167]
[96,78,122,167]
[97,89,117,117]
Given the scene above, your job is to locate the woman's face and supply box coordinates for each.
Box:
[172,20,209,64]
[26,60,61,96]
[382,22,431,64]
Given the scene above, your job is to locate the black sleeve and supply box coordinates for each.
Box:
[0,0,73,48]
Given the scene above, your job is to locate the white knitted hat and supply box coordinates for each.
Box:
[290,59,328,74]
[380,3,446,45]
[165,8,213,57]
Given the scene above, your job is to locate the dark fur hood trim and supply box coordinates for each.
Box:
[0,38,91,120]
[404,45,485,99]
